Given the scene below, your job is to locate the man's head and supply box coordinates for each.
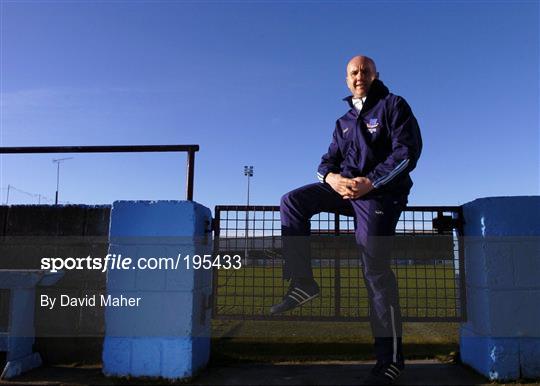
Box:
[346,55,379,98]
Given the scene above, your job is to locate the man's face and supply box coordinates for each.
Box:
[346,57,378,98]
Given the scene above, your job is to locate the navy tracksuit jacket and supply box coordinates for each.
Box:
[280,79,422,364]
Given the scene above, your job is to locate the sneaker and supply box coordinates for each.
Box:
[362,361,404,385]
[269,279,319,315]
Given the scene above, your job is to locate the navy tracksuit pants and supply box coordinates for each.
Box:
[280,182,407,364]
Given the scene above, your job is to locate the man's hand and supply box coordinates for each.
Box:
[325,173,374,199]
[343,177,374,199]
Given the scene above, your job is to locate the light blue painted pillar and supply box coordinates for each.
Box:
[102,201,212,380]
[460,196,540,381]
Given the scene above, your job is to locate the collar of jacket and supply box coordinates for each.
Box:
[342,79,390,116]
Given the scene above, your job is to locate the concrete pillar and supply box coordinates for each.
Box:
[102,201,212,380]
[460,196,540,381]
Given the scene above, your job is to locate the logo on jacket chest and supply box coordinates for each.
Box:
[366,118,380,134]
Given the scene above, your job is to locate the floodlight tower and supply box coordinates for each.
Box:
[244,165,254,259]
[52,157,73,205]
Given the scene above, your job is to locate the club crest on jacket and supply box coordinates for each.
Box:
[366,118,380,134]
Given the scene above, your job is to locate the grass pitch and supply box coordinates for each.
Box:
[211,263,462,362]
[214,264,462,319]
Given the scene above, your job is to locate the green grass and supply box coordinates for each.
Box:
[214,264,461,319]
[211,263,462,362]
[210,319,460,363]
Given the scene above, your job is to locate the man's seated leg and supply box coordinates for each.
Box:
[271,182,352,315]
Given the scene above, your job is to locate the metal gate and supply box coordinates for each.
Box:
[212,205,465,322]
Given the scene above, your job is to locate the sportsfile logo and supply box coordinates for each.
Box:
[41,253,242,272]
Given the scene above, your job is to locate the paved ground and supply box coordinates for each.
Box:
[2,359,538,386]
[189,360,492,385]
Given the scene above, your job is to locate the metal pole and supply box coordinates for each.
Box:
[0,144,200,154]
[6,184,10,205]
[334,212,341,318]
[186,150,195,201]
[245,173,250,259]
[52,157,73,205]
[243,166,253,260]
[55,161,60,205]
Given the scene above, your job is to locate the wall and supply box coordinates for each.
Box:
[0,205,110,364]
[460,196,540,380]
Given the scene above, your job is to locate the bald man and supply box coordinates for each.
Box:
[271,56,422,385]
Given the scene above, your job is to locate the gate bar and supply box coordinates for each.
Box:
[0,145,200,201]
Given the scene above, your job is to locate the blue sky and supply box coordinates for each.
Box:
[1,0,538,211]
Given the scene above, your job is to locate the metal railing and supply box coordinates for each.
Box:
[0,145,199,201]
[212,205,466,322]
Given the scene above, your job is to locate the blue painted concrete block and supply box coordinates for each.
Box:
[102,337,131,377]
[106,244,213,292]
[463,237,540,290]
[103,200,213,380]
[461,196,540,381]
[520,339,540,378]
[462,287,490,335]
[165,264,212,291]
[135,267,166,291]
[131,339,161,377]
[481,242,515,288]
[191,287,213,337]
[463,196,540,237]
[465,287,540,338]
[109,200,211,239]
[490,289,540,338]
[104,290,207,338]
[133,244,212,291]
[161,338,192,378]
[465,241,514,289]
[513,240,540,288]
[463,240,488,288]
[106,245,138,290]
[460,325,520,381]
[103,337,211,379]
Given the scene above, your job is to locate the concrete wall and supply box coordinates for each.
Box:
[102,201,213,380]
[460,196,540,381]
[0,205,110,364]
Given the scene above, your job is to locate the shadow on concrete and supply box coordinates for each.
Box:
[189,360,491,385]
[0,360,512,386]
